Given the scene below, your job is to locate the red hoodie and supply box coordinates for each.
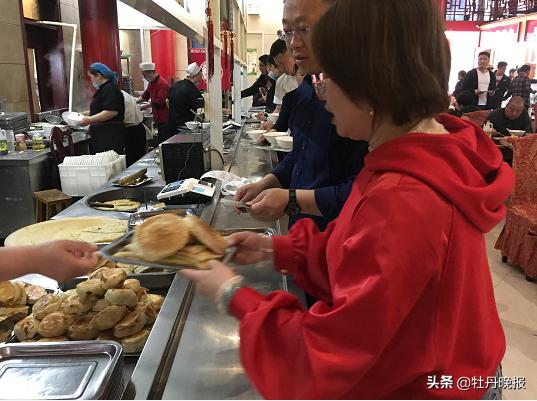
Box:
[229,114,515,399]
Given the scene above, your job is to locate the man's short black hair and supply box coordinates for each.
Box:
[518,64,531,73]
[258,55,270,65]
[269,39,288,60]
[478,51,491,59]
[509,68,517,74]
[497,61,507,69]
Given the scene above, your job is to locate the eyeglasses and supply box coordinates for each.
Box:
[282,27,312,43]
[312,73,327,100]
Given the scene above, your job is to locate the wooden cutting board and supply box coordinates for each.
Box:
[4,217,128,247]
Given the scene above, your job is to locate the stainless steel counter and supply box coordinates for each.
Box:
[158,123,303,400]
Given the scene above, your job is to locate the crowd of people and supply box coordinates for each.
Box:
[79,60,205,165]
[452,52,537,116]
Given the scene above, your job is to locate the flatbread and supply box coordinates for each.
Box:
[94,199,140,212]
[4,217,128,246]
[183,216,228,255]
[133,214,190,262]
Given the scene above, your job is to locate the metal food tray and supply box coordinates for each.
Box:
[98,231,237,271]
[0,341,123,400]
[216,227,277,237]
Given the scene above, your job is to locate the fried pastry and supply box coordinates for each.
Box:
[113,310,147,338]
[105,289,138,307]
[183,215,228,255]
[120,329,150,353]
[37,312,74,337]
[14,315,40,341]
[90,305,127,331]
[133,214,190,261]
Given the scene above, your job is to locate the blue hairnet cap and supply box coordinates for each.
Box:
[89,62,118,85]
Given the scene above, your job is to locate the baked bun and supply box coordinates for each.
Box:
[60,294,93,316]
[0,281,17,306]
[134,302,157,325]
[33,294,62,320]
[105,289,138,307]
[67,314,99,340]
[146,294,165,311]
[133,214,190,261]
[37,312,74,337]
[122,279,141,293]
[76,279,106,301]
[88,267,113,281]
[0,306,29,318]
[12,282,27,306]
[24,285,47,305]
[90,305,127,331]
[100,269,127,290]
[92,298,111,312]
[120,329,150,353]
[183,215,227,255]
[135,287,148,302]
[14,315,40,341]
[113,311,147,338]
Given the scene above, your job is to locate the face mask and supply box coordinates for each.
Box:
[268,71,280,80]
[92,82,101,90]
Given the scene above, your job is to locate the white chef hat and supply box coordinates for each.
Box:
[186,62,201,77]
[139,62,156,72]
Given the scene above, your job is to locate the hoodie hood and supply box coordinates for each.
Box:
[364,114,514,233]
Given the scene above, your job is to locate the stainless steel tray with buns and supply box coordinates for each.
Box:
[0,341,124,400]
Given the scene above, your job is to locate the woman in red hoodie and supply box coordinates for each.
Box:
[181,0,515,398]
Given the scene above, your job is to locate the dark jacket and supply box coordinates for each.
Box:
[489,73,511,109]
[167,79,203,135]
[241,74,268,107]
[460,68,497,108]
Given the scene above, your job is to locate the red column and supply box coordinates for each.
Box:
[78,0,122,87]
[150,30,176,83]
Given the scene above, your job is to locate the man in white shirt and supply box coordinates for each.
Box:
[460,51,496,110]
[270,39,299,113]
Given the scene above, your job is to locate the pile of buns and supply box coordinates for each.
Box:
[0,282,48,342]
[118,214,228,269]
[1,270,164,353]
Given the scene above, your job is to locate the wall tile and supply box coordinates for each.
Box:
[0,64,30,104]
[0,0,22,26]
[4,101,32,117]
[0,24,26,65]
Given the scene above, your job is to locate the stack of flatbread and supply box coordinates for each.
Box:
[117,214,228,269]
[92,199,141,212]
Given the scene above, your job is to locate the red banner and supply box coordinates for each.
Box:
[189,48,231,92]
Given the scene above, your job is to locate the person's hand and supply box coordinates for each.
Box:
[474,89,481,96]
[179,260,237,302]
[260,120,274,131]
[227,232,273,265]
[255,112,267,121]
[249,188,289,221]
[79,116,92,127]
[234,182,267,204]
[33,240,100,282]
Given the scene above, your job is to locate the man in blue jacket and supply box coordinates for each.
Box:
[235,0,368,231]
